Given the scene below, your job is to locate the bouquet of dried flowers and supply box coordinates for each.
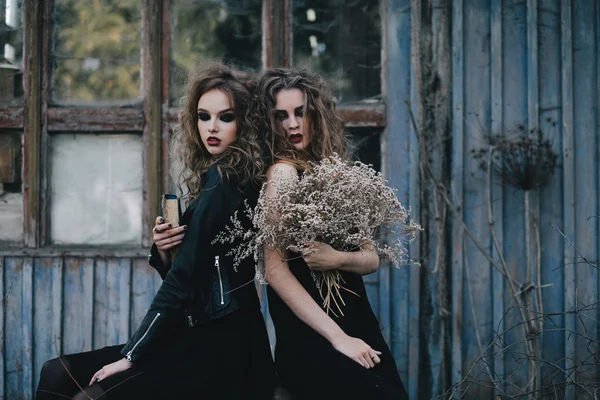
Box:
[214,154,421,315]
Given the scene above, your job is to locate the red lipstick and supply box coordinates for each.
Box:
[207,136,221,146]
[290,133,303,144]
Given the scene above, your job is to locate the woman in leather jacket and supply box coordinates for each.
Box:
[35,63,276,400]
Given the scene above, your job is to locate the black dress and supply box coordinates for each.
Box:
[267,256,409,400]
[36,166,276,400]
[36,309,274,399]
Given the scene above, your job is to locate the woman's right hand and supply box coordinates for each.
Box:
[153,216,187,252]
[331,334,382,369]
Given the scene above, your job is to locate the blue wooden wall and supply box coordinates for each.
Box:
[377,0,600,398]
[0,257,162,399]
[1,1,599,399]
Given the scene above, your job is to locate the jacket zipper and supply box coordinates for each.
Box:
[215,255,224,305]
[125,312,160,361]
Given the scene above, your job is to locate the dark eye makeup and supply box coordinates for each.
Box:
[274,111,288,121]
[220,113,235,122]
[274,107,304,122]
[197,111,235,122]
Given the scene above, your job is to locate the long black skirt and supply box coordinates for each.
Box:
[267,257,409,400]
[36,307,276,399]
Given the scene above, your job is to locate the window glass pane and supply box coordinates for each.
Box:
[50,134,143,245]
[0,131,23,244]
[170,0,262,104]
[0,0,24,104]
[293,0,381,103]
[52,0,141,104]
[348,127,381,171]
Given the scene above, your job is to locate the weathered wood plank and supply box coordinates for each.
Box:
[384,0,412,389]
[597,6,600,396]
[51,258,64,358]
[490,0,505,393]
[4,258,23,399]
[93,259,109,349]
[462,1,494,398]
[538,0,566,394]
[47,108,144,132]
[528,0,539,130]
[130,259,161,332]
[572,1,599,392]
[93,258,131,348]
[21,258,33,398]
[561,0,577,394]
[501,1,530,395]
[32,259,50,394]
[118,260,132,342]
[426,0,452,395]
[0,257,5,397]
[407,2,421,396]
[450,0,465,391]
[527,0,543,396]
[0,107,23,129]
[32,258,58,392]
[62,258,94,354]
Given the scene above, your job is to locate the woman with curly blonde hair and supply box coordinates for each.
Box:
[148,62,264,272]
[36,63,276,400]
[257,68,408,400]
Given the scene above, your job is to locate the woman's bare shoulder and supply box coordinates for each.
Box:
[266,162,299,180]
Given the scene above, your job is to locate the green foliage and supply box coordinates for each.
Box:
[52,0,141,103]
[170,0,262,103]
[51,0,262,104]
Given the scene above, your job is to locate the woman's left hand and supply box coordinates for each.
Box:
[300,241,344,272]
[89,358,133,385]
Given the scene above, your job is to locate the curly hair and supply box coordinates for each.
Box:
[254,68,352,170]
[171,62,264,202]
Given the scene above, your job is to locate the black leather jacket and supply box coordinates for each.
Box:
[122,164,259,363]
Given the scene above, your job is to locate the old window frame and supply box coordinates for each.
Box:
[0,0,385,255]
[261,0,386,128]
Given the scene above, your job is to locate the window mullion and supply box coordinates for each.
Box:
[338,104,386,128]
[161,0,170,198]
[39,0,54,247]
[0,107,24,129]
[263,0,292,68]
[141,0,163,248]
[22,0,44,247]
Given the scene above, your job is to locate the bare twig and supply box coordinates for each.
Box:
[549,223,600,270]
[408,103,596,400]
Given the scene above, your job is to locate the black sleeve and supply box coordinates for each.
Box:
[121,167,233,362]
[147,243,170,280]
